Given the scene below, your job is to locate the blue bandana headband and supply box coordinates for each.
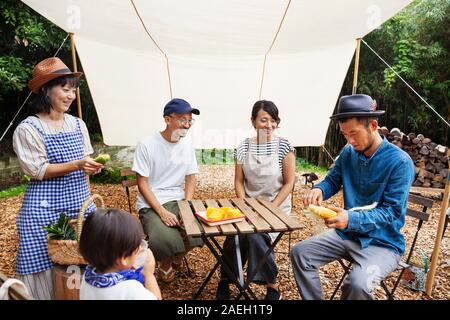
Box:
[84,265,145,288]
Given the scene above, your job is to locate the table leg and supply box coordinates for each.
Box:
[235,235,245,287]
[209,236,257,300]
[193,261,220,300]
[235,232,285,300]
[199,235,252,300]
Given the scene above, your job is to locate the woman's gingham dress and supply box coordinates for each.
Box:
[16,118,95,275]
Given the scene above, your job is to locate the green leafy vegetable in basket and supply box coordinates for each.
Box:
[44,213,77,240]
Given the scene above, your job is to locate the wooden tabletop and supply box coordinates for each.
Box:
[178,198,303,238]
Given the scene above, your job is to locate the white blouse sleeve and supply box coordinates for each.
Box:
[12,124,49,180]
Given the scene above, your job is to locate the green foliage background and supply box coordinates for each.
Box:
[0,0,101,155]
[325,0,450,158]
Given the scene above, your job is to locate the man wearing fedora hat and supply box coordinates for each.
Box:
[13,57,104,299]
[290,94,415,300]
[132,98,203,283]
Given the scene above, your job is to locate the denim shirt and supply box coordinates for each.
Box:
[315,138,415,255]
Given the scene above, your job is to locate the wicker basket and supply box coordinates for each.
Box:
[47,194,105,265]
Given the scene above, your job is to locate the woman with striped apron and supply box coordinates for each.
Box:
[216,100,296,300]
[13,57,102,299]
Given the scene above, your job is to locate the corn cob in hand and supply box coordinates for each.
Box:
[308,204,337,219]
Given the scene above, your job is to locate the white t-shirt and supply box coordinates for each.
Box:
[80,277,157,300]
[132,132,199,211]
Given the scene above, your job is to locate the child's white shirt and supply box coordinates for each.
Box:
[80,277,157,300]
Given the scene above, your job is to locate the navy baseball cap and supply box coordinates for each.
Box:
[163,98,200,117]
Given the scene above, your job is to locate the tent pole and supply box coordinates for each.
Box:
[69,33,83,120]
[425,167,450,296]
[352,38,361,95]
[69,33,90,184]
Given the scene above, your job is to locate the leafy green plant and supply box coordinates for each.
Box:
[43,213,76,240]
[0,184,27,199]
[197,149,235,165]
[296,157,328,174]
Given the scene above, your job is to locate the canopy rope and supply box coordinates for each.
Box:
[320,38,449,164]
[130,0,173,99]
[361,38,449,128]
[259,0,292,99]
[0,33,70,143]
[321,145,336,163]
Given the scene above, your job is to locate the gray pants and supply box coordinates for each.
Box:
[290,230,401,300]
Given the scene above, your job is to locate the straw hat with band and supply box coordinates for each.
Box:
[28,57,82,93]
[330,94,385,120]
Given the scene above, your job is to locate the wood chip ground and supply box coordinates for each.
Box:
[1,165,448,300]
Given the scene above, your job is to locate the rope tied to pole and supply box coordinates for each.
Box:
[321,145,336,163]
[361,38,449,128]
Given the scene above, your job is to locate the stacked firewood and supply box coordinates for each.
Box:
[379,127,449,188]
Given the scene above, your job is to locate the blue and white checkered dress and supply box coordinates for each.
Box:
[16,118,95,275]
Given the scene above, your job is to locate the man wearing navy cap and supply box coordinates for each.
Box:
[290,94,415,300]
[132,98,203,283]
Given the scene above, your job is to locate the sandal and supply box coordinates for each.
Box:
[172,260,183,272]
[157,265,176,283]
[172,255,185,272]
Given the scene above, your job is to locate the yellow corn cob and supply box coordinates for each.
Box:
[308,204,337,219]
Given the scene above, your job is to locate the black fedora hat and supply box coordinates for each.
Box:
[330,94,385,119]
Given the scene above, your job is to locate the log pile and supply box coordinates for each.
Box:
[379,127,449,189]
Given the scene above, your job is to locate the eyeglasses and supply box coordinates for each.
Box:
[168,115,196,126]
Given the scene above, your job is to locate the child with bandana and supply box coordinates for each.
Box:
[79,208,161,300]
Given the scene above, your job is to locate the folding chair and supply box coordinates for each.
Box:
[428,207,449,264]
[442,208,450,239]
[120,168,137,214]
[330,193,433,300]
[119,168,193,275]
[301,172,319,188]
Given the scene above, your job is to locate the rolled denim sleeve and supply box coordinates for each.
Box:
[315,147,347,200]
[346,157,415,233]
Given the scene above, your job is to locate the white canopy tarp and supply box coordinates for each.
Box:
[21,0,412,148]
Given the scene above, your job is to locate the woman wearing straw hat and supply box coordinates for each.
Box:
[12,57,104,299]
